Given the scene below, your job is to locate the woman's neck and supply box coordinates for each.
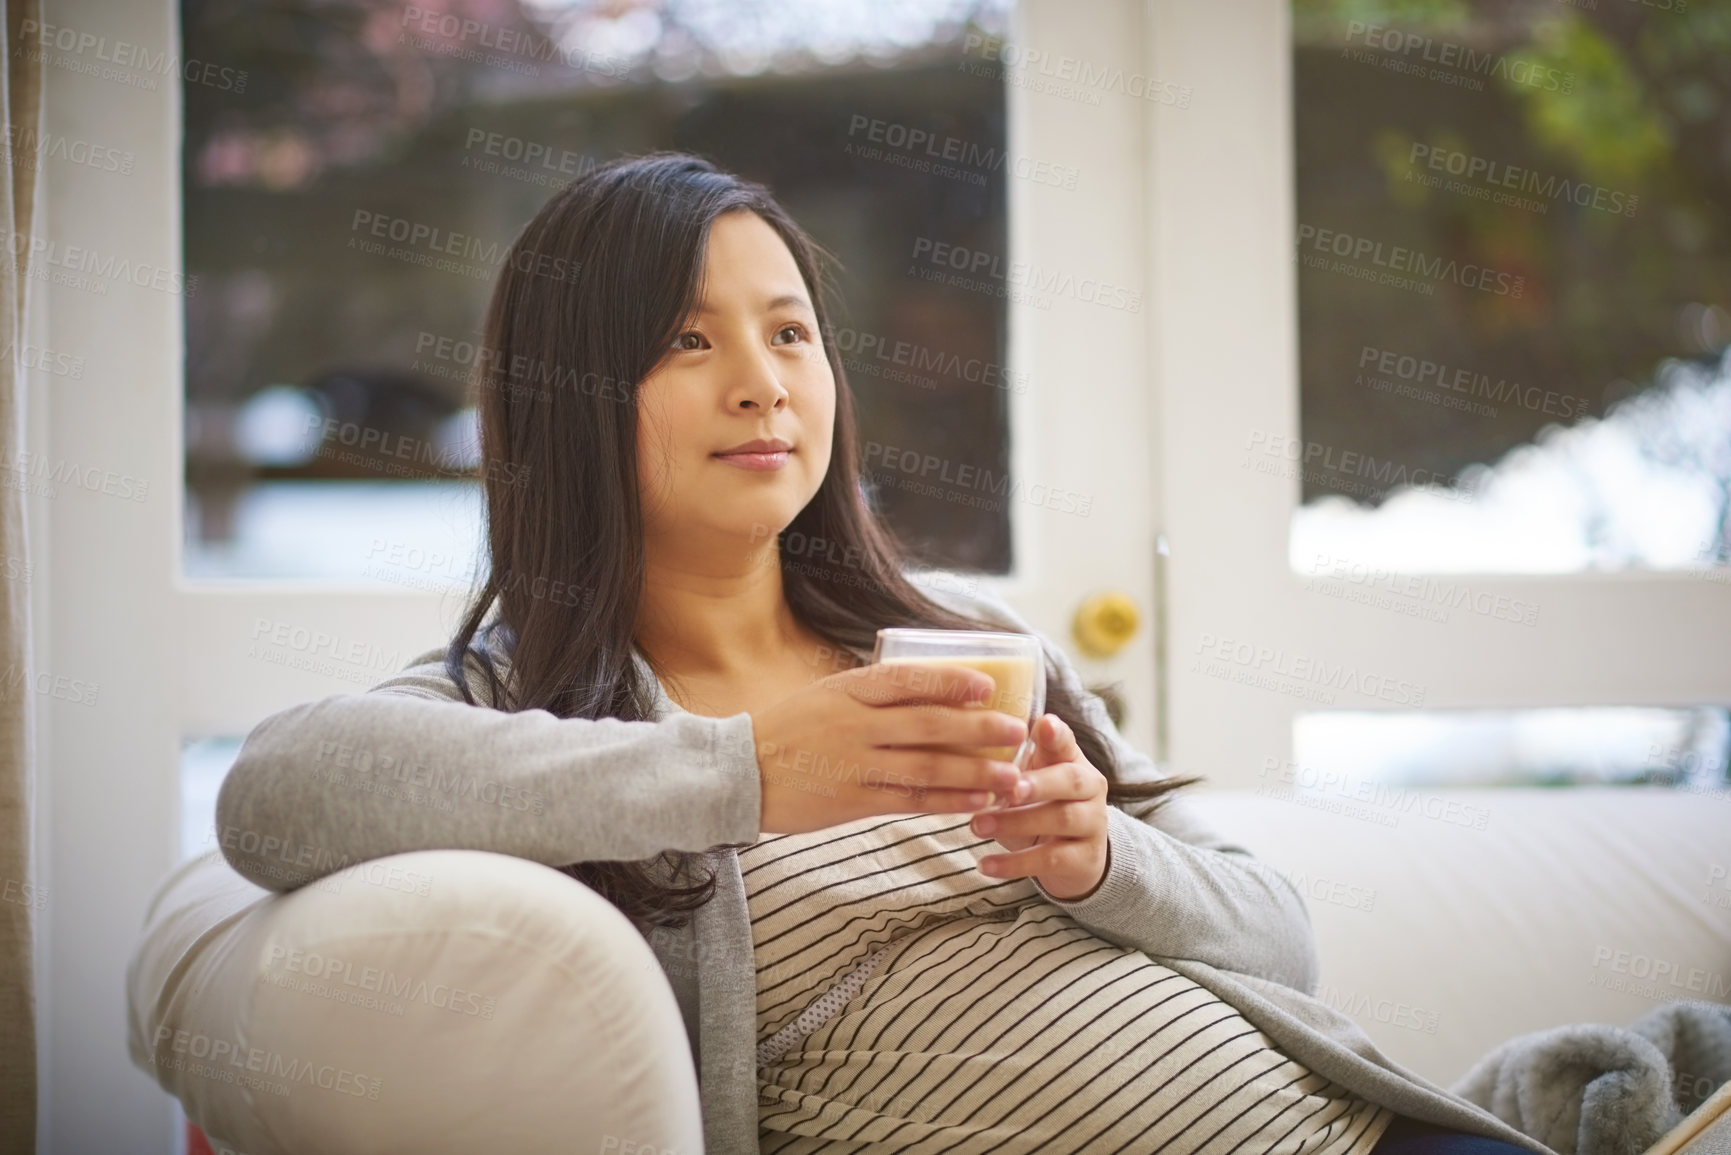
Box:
[635,549,811,679]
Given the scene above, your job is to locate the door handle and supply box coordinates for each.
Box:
[1071,591,1140,659]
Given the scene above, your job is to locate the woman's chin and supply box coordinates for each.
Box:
[736,513,795,546]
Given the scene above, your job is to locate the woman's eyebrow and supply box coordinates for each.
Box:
[695,293,813,316]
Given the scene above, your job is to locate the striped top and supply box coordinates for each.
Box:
[740,810,1395,1155]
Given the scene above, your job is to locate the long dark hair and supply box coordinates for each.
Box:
[445,151,1193,930]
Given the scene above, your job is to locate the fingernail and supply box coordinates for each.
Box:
[1014,777,1031,802]
[973,814,996,835]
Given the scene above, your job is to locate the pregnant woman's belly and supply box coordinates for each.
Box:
[741,815,1392,1155]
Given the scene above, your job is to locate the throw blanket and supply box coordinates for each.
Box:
[1452,1000,1731,1155]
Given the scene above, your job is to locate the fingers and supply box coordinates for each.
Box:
[972,720,1105,843]
[972,797,1094,840]
[981,840,1075,877]
[1015,752,1104,809]
[980,839,1107,898]
[871,746,1023,798]
[838,661,996,707]
[1025,713,1083,769]
[896,786,1002,814]
[862,703,1027,752]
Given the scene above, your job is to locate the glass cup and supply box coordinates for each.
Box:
[870,628,1046,810]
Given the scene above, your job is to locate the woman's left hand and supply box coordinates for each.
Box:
[971,713,1111,901]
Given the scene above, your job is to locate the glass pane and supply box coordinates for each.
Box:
[1289,2,1731,574]
[183,0,1017,582]
[1289,706,1731,792]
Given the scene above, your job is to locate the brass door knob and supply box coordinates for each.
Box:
[1072,591,1140,658]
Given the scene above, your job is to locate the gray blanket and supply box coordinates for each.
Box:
[1452,1000,1731,1155]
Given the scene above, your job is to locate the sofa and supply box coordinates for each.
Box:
[126,787,1731,1154]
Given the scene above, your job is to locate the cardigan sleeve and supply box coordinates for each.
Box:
[215,646,763,892]
[935,585,1322,995]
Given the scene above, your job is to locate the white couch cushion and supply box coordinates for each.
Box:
[128,789,1728,1148]
[1186,787,1731,1087]
[126,849,703,1154]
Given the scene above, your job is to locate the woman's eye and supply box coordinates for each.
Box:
[671,331,706,351]
[772,324,805,345]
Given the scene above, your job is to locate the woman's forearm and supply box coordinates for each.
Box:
[215,650,761,891]
[1036,803,1322,991]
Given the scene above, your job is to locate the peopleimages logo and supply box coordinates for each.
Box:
[1297,224,1525,298]
[1703,865,1730,911]
[1,339,85,380]
[149,1026,382,1099]
[1243,430,1478,504]
[1589,946,1729,1000]
[845,115,1080,191]
[1315,985,1441,1034]
[349,210,581,284]
[1405,143,1637,218]
[824,325,1030,394]
[0,227,197,297]
[960,33,1193,108]
[312,739,548,815]
[397,6,629,78]
[1257,757,1492,830]
[2,124,134,175]
[1342,21,1574,94]
[1356,345,1589,421]
[909,237,1142,313]
[17,18,249,92]
[862,441,1094,517]
[1302,551,1540,628]
[265,945,498,1019]
[460,129,601,187]
[1193,632,1427,707]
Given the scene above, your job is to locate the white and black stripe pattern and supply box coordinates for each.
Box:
[740,812,1393,1154]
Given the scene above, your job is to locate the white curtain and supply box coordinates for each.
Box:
[0,1,42,1151]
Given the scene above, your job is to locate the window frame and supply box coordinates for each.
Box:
[1145,0,1731,790]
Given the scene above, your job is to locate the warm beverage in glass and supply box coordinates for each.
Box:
[871,628,1046,810]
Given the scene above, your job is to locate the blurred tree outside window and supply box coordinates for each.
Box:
[1291,0,1731,574]
[182,0,1018,582]
[1289,0,1730,789]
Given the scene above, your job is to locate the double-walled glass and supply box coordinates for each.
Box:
[871,628,1046,809]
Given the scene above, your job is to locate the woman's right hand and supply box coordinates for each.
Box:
[749,662,1029,835]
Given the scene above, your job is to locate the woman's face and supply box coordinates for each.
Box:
[635,210,836,555]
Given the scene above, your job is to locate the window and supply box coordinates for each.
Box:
[182,0,1021,580]
[1293,705,1731,791]
[1289,0,1730,576]
[1145,3,1731,790]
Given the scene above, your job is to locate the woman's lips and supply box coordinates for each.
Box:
[712,450,790,471]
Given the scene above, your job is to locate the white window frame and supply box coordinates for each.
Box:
[1144,0,1731,789]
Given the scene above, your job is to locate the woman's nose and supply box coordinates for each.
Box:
[728,350,789,410]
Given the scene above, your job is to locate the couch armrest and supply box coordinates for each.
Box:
[126,848,703,1155]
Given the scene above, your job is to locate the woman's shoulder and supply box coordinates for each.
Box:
[367,644,512,708]
[912,574,1096,693]
[912,575,1038,635]
[366,639,652,716]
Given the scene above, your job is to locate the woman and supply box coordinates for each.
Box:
[217,153,1550,1155]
